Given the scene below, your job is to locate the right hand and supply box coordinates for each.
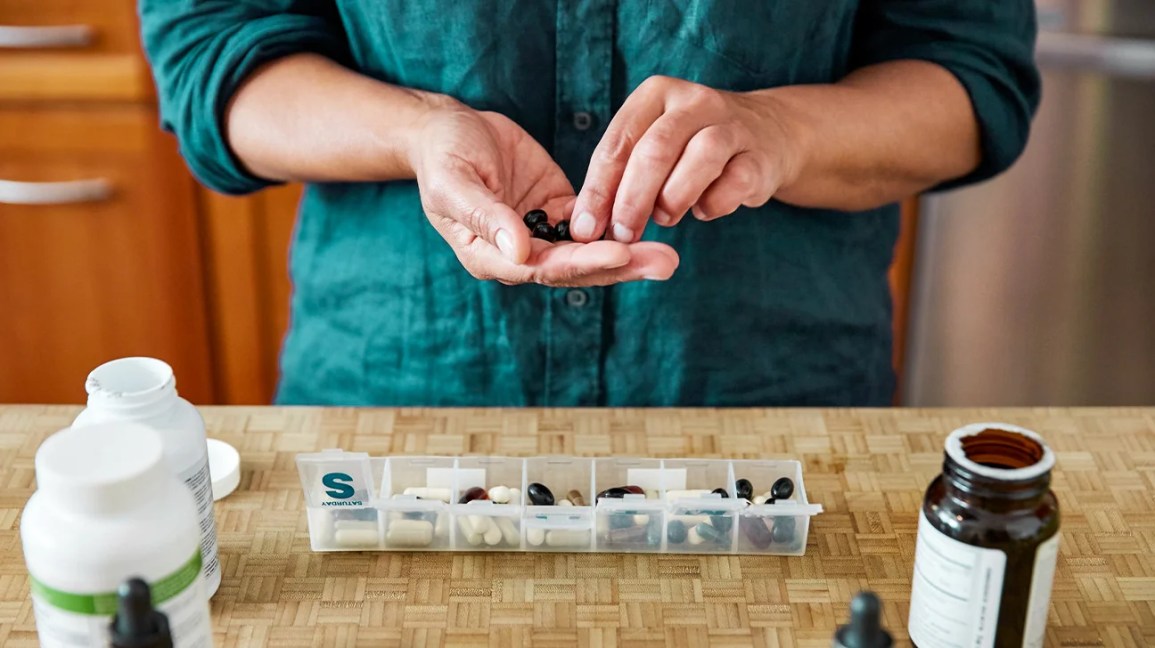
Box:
[408,103,679,286]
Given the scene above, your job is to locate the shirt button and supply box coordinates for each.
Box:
[572,111,594,131]
[566,289,589,308]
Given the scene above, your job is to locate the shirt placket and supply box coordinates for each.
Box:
[545,0,614,406]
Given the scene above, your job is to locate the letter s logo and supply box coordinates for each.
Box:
[322,472,356,499]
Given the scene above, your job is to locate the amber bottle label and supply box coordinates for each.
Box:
[909,512,1006,647]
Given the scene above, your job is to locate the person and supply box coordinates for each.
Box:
[139,2,1039,407]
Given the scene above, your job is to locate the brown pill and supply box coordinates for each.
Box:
[567,490,586,506]
[458,486,489,504]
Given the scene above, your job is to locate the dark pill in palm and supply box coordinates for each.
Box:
[523,209,547,228]
[531,222,557,242]
[555,220,572,241]
[770,477,795,502]
[735,478,753,501]
[527,482,555,506]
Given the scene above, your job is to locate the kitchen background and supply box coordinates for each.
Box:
[1,0,1152,407]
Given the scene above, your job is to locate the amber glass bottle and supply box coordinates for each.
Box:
[908,423,1060,648]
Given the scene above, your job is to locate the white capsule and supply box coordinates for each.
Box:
[753,495,767,505]
[483,521,504,546]
[385,519,434,547]
[403,487,452,502]
[335,528,379,547]
[488,485,511,504]
[666,489,710,500]
[645,489,660,500]
[508,488,521,504]
[758,491,774,502]
[527,527,546,546]
[458,516,483,546]
[546,529,589,548]
[434,512,448,536]
[558,499,574,507]
[687,526,707,545]
[470,515,497,544]
[633,514,650,526]
[497,517,520,546]
[335,520,377,531]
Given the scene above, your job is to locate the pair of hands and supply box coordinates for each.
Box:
[412,76,803,287]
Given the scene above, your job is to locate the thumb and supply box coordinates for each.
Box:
[438,169,531,264]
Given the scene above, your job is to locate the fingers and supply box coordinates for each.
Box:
[436,166,532,264]
[462,237,679,287]
[571,81,668,242]
[610,110,717,241]
[692,152,768,221]
[654,125,734,227]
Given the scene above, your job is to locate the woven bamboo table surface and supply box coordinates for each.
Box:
[1,406,1153,647]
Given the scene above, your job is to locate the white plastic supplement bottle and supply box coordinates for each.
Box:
[72,357,221,598]
[22,423,214,648]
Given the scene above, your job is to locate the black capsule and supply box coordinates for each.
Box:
[770,477,794,502]
[526,482,555,506]
[524,209,547,228]
[711,487,729,498]
[596,487,631,501]
[555,220,572,241]
[735,479,753,501]
[667,520,688,544]
[771,516,796,544]
[531,222,557,242]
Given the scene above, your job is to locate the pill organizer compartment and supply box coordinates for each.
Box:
[593,458,666,552]
[296,449,383,551]
[379,456,454,550]
[523,457,596,551]
[731,460,821,555]
[662,459,742,554]
[451,456,524,550]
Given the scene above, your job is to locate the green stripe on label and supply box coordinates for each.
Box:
[30,550,202,616]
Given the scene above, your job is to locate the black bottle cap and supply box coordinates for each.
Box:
[834,591,892,648]
[109,578,173,648]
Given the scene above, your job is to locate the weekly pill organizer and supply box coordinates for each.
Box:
[296,452,823,555]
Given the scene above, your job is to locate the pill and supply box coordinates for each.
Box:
[335,520,377,531]
[633,514,650,526]
[487,485,511,504]
[771,477,795,502]
[496,517,520,545]
[403,487,451,502]
[743,518,773,550]
[735,479,753,501]
[687,525,706,545]
[558,499,573,507]
[527,482,555,506]
[531,222,557,242]
[771,516,796,544]
[609,513,635,529]
[667,520,688,544]
[753,495,767,505]
[622,485,644,495]
[335,528,379,547]
[645,489,660,500]
[546,529,588,548]
[711,515,733,533]
[567,490,586,506]
[523,209,547,228]
[554,220,572,241]
[712,487,729,498]
[435,512,448,536]
[483,521,504,546]
[459,486,489,504]
[527,527,547,546]
[692,522,726,544]
[386,519,434,547]
[597,487,628,500]
[665,489,711,500]
[458,516,483,546]
[508,488,521,504]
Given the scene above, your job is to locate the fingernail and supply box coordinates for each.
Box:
[495,229,517,262]
[653,209,672,226]
[644,273,671,281]
[612,223,634,243]
[572,211,596,240]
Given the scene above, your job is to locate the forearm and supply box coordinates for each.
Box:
[225,53,453,183]
[753,60,982,211]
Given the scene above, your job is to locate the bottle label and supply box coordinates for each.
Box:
[179,456,221,590]
[908,511,1006,648]
[30,551,212,648]
[1021,532,1060,648]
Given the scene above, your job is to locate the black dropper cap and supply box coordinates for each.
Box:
[833,591,892,648]
[109,578,173,648]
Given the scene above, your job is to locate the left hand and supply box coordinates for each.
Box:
[570,75,805,243]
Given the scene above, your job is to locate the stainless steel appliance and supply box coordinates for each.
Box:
[904,0,1155,406]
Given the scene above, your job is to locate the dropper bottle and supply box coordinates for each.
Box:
[109,578,173,648]
[834,591,892,648]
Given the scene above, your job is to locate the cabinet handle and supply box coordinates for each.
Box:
[0,179,113,205]
[0,25,93,49]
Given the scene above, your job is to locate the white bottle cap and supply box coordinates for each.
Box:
[206,438,240,501]
[36,423,167,515]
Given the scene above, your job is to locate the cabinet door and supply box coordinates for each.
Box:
[0,105,214,404]
[0,0,150,101]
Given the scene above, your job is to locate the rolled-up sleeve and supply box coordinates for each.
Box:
[851,0,1041,190]
[138,1,348,195]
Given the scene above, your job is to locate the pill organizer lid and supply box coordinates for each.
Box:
[207,438,241,501]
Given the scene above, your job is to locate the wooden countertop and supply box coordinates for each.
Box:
[1,406,1153,646]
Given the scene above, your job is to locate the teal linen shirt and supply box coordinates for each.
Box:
[139,1,1039,407]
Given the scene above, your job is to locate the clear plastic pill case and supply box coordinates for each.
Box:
[296,452,823,555]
